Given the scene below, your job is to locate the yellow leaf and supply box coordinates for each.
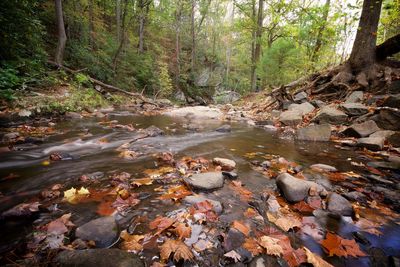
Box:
[120,230,144,252]
[77,187,90,195]
[42,160,50,166]
[63,187,77,203]
[258,236,284,256]
[159,239,194,262]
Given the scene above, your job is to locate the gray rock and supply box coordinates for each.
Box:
[357,137,384,151]
[296,124,331,141]
[293,92,308,103]
[213,158,236,171]
[279,110,302,126]
[56,249,144,267]
[271,110,281,119]
[356,72,369,87]
[327,193,353,216]
[375,110,400,130]
[222,171,238,180]
[2,132,20,143]
[143,125,164,137]
[343,191,366,203]
[311,100,326,108]
[340,103,369,116]
[288,102,315,116]
[276,173,327,202]
[156,98,173,106]
[65,112,82,119]
[18,109,32,117]
[380,94,400,108]
[341,120,380,138]
[75,216,118,248]
[184,172,224,190]
[370,130,395,140]
[164,106,223,120]
[388,132,400,147]
[367,161,400,170]
[332,71,354,84]
[310,164,337,172]
[345,91,364,103]
[312,106,348,125]
[183,195,223,214]
[216,124,232,132]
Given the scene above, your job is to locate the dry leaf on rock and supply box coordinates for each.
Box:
[258,236,284,256]
[232,220,250,236]
[158,185,192,201]
[131,178,153,187]
[320,232,366,258]
[243,238,263,256]
[174,223,192,240]
[304,247,333,267]
[267,212,301,232]
[120,230,144,251]
[159,239,194,262]
[224,250,241,262]
[149,216,175,235]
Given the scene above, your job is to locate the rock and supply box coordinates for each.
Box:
[311,100,326,108]
[143,125,164,137]
[296,124,331,141]
[213,158,236,171]
[214,91,240,104]
[340,103,369,116]
[312,106,348,125]
[223,228,245,252]
[375,110,400,130]
[327,193,353,216]
[356,72,369,87]
[310,164,337,172]
[156,98,173,106]
[341,120,380,138]
[380,94,400,108]
[288,102,315,115]
[357,137,384,151]
[75,216,119,248]
[270,110,281,119]
[263,125,278,132]
[332,71,354,85]
[345,91,364,103]
[293,92,308,103]
[343,191,366,203]
[2,132,20,143]
[279,110,302,126]
[56,249,144,267]
[184,172,224,191]
[18,109,32,117]
[164,106,223,120]
[276,173,327,202]
[94,112,105,118]
[388,132,400,147]
[183,195,223,214]
[222,171,238,180]
[369,130,395,140]
[254,120,274,126]
[367,161,400,170]
[65,112,82,119]
[216,124,232,133]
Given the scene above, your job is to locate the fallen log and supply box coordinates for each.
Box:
[376,33,400,61]
[47,60,158,106]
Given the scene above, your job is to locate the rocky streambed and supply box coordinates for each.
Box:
[0,106,399,267]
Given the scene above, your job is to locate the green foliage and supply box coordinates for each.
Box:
[158,61,174,98]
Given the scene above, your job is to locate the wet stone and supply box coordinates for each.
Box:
[293,91,308,103]
[222,171,238,180]
[75,216,119,248]
[183,195,223,214]
[312,106,348,125]
[327,193,353,216]
[375,110,400,131]
[55,249,144,267]
[340,103,369,116]
[65,112,82,119]
[296,124,331,141]
[343,191,366,203]
[288,102,315,115]
[279,110,302,126]
[216,124,232,132]
[143,125,164,137]
[388,132,400,147]
[213,158,236,171]
[345,91,364,103]
[341,120,380,138]
[184,172,224,191]
[357,137,384,151]
[2,132,20,143]
[223,228,245,252]
[310,164,337,172]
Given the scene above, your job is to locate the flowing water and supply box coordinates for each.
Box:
[0,111,399,266]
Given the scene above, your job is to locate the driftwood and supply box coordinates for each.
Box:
[47,60,158,106]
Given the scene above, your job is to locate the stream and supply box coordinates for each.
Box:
[0,110,399,266]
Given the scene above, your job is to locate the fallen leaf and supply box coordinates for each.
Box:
[144,166,175,178]
[119,150,141,160]
[244,207,257,218]
[131,178,153,187]
[304,247,333,267]
[174,223,191,240]
[232,220,250,236]
[224,250,241,262]
[158,185,192,201]
[293,201,314,215]
[159,239,194,262]
[258,235,283,256]
[230,181,253,202]
[149,216,175,235]
[320,232,366,258]
[267,212,301,232]
[243,238,263,256]
[120,230,144,251]
[78,187,90,195]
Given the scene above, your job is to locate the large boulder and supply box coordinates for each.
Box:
[340,103,369,116]
[341,120,380,138]
[56,249,144,267]
[296,124,331,141]
[369,130,396,140]
[288,102,315,115]
[380,94,400,108]
[345,91,363,103]
[164,106,223,120]
[327,193,353,216]
[276,173,327,202]
[213,157,236,171]
[312,106,348,125]
[357,137,385,151]
[184,172,224,190]
[75,216,119,248]
[183,195,223,214]
[374,110,400,130]
[279,110,302,126]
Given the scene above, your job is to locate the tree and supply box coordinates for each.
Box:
[348,0,383,71]
[250,0,264,91]
[55,0,67,66]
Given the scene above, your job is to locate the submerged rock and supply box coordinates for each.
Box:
[213,157,236,171]
[216,124,232,132]
[327,193,353,216]
[183,195,223,214]
[296,124,331,141]
[75,216,119,248]
[184,172,224,190]
[276,173,327,202]
[56,249,144,267]
[341,120,380,138]
[312,106,348,125]
[143,125,164,137]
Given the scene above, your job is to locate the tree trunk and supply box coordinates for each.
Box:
[116,0,121,42]
[112,0,129,70]
[311,0,331,63]
[55,0,67,66]
[348,0,383,71]
[175,0,181,85]
[190,0,196,69]
[376,33,400,61]
[138,0,145,53]
[251,0,263,92]
[250,0,257,92]
[88,0,95,48]
[225,3,234,83]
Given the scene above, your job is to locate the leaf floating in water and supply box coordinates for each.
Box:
[232,220,250,236]
[320,232,367,258]
[63,187,90,203]
[149,216,175,235]
[144,166,175,178]
[158,185,192,201]
[42,160,50,166]
[77,187,90,195]
[120,230,144,252]
[131,178,153,187]
[159,239,194,262]
[2,202,41,217]
[173,222,192,240]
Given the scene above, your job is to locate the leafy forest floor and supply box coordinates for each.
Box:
[0,64,400,267]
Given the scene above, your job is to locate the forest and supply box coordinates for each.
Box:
[0,0,400,267]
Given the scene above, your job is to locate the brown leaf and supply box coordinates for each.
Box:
[230,181,253,202]
[258,236,283,256]
[320,232,367,258]
[158,185,192,201]
[267,212,301,232]
[292,201,314,215]
[243,238,263,256]
[304,247,333,267]
[224,250,241,262]
[174,223,191,240]
[232,220,250,236]
[120,230,144,251]
[159,239,194,262]
[119,150,141,160]
[149,216,175,235]
[131,178,153,187]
